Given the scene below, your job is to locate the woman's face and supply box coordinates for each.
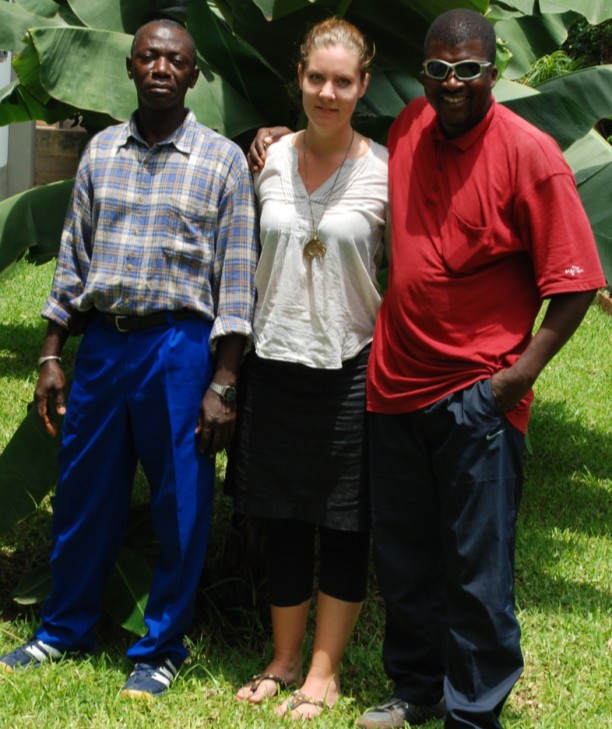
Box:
[298,45,368,132]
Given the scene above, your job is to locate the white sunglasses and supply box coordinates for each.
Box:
[423,59,493,81]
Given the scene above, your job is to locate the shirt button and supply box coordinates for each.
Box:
[137,195,144,204]
[123,297,129,305]
[133,229,139,236]
[126,263,134,271]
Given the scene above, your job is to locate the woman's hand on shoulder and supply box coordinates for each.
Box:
[248,126,293,172]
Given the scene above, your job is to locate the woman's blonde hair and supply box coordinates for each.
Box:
[299,17,374,79]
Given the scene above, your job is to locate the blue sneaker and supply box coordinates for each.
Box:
[0,639,64,672]
[120,657,179,700]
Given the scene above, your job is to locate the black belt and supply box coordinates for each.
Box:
[98,309,200,332]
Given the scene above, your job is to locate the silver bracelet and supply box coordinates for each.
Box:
[38,355,62,368]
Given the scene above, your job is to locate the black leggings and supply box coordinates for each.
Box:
[265,519,370,606]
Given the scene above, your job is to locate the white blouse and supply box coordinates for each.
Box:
[253,133,389,369]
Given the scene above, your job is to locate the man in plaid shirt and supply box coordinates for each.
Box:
[0,19,258,698]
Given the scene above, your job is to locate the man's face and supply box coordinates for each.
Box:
[126,24,198,112]
[423,37,497,138]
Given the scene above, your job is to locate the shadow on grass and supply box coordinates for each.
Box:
[517,397,611,612]
[523,397,610,533]
[0,323,47,380]
[0,322,79,381]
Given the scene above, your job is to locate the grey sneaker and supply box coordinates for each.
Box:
[356,696,446,728]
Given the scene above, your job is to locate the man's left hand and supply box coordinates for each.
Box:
[490,366,533,413]
[196,388,236,458]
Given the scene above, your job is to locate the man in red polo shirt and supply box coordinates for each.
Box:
[360,8,605,729]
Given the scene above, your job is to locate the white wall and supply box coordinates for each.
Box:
[0,51,36,201]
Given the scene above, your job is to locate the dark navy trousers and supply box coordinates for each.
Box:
[36,315,215,666]
[369,379,525,729]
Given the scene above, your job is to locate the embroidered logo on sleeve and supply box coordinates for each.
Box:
[564,265,585,277]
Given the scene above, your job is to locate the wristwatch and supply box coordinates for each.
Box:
[208,382,237,404]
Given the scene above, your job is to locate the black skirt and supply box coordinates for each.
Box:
[225,345,371,531]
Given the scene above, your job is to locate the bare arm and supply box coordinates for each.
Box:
[490,290,597,412]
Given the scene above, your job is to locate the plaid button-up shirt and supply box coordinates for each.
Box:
[43,111,259,345]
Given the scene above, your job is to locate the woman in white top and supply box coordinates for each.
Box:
[226,18,388,719]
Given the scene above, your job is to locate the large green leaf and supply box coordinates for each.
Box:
[103,546,151,636]
[65,0,191,33]
[12,33,52,106]
[66,0,151,33]
[251,0,318,20]
[0,180,72,274]
[358,70,424,125]
[493,10,578,78]
[0,392,63,537]
[11,546,151,636]
[0,1,64,53]
[493,0,611,24]
[186,60,267,136]
[187,0,290,123]
[15,0,63,19]
[31,26,136,119]
[502,65,612,149]
[540,0,612,25]
[0,79,75,126]
[16,0,82,25]
[11,564,52,605]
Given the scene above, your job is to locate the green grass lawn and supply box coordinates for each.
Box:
[0,259,610,728]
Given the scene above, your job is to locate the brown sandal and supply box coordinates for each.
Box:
[287,689,327,713]
[246,672,288,696]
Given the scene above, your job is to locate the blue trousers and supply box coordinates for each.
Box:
[36,315,215,666]
[369,379,525,729]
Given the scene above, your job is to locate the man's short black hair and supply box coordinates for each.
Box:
[424,9,497,63]
[131,18,197,66]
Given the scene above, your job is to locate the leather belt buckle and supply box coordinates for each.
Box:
[114,315,130,333]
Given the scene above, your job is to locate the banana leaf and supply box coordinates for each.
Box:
[0,384,64,537]
[66,0,164,33]
[12,546,152,636]
[540,0,612,24]
[15,0,63,19]
[31,26,136,119]
[0,2,64,54]
[0,79,75,126]
[502,65,612,149]
[101,546,152,636]
[0,180,73,274]
[187,0,290,123]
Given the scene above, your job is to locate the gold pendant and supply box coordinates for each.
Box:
[303,234,327,260]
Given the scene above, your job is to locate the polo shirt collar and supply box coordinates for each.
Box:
[433,97,497,151]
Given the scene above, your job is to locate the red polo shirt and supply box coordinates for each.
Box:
[367,97,605,432]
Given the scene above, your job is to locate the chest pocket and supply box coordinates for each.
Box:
[440,209,494,275]
[161,202,217,264]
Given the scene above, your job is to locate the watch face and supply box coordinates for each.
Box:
[222,386,237,403]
